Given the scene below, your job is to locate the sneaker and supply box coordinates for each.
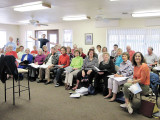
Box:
[55,83,60,87]
[120,103,127,108]
[127,103,133,114]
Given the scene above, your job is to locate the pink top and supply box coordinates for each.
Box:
[43,51,50,57]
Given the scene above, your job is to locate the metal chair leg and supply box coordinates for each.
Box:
[4,81,6,102]
[28,77,31,100]
[13,77,15,105]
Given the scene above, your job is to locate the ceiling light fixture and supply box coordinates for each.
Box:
[62,15,89,21]
[110,0,119,1]
[13,1,51,12]
[132,11,160,17]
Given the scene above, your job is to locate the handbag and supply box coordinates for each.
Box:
[139,99,159,118]
[88,85,95,95]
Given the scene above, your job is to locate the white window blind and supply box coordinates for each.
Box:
[0,31,7,48]
[107,28,160,56]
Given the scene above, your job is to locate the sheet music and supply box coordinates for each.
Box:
[39,64,49,69]
[94,66,100,71]
[128,83,142,94]
[114,77,128,82]
[94,66,107,72]
[55,65,64,67]
[153,66,160,71]
[107,75,128,81]
[29,63,40,68]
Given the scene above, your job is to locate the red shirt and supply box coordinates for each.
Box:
[6,51,18,59]
[58,53,70,68]
[81,52,86,59]
[128,50,135,61]
[31,50,38,54]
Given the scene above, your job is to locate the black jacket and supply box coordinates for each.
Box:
[99,60,116,74]
[0,55,18,83]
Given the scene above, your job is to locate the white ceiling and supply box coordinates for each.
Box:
[0,0,160,25]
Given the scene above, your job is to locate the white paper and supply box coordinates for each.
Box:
[114,77,128,82]
[107,74,128,81]
[55,65,64,67]
[107,75,114,78]
[16,59,21,63]
[153,67,160,71]
[128,83,142,94]
[29,63,40,68]
[64,66,73,72]
[70,93,81,98]
[39,64,49,69]
[75,87,88,95]
[94,66,100,71]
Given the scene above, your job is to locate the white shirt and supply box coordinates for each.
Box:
[46,55,52,65]
[24,55,28,61]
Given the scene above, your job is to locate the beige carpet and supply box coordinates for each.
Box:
[0,79,159,120]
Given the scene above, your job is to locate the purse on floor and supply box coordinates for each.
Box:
[139,99,159,118]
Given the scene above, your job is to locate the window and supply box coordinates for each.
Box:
[0,31,6,48]
[36,31,47,48]
[26,31,33,50]
[63,30,73,48]
[35,30,59,52]
[107,28,160,56]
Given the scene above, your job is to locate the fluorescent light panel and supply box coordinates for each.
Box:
[63,15,88,21]
[14,1,51,12]
[132,11,160,17]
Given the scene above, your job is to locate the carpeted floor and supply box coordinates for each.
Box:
[0,79,159,120]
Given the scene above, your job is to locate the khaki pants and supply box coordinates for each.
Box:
[39,67,54,80]
[64,69,80,86]
[123,83,149,99]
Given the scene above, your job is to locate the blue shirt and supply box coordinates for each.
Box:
[115,55,123,67]
[5,42,16,51]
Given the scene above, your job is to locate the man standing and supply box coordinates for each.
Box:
[144,47,158,67]
[111,44,118,58]
[29,34,56,48]
[126,45,135,61]
[5,36,16,51]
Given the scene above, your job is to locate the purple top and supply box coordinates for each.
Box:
[34,54,46,65]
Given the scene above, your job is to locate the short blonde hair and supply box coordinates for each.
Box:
[42,45,47,49]
[103,52,110,57]
[117,48,123,53]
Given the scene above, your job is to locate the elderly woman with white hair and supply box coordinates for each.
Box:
[18,48,33,69]
[94,52,115,95]
[29,48,46,81]
[104,52,133,102]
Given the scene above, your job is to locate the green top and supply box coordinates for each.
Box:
[70,56,83,69]
[17,51,25,60]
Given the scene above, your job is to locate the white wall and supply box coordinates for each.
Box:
[0,24,19,45]
[18,18,160,54]
[19,21,107,53]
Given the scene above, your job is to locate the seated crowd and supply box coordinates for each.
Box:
[0,42,158,115]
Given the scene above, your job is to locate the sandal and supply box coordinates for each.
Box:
[104,95,112,99]
[72,85,78,91]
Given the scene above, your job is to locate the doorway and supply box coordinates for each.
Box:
[35,30,59,51]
